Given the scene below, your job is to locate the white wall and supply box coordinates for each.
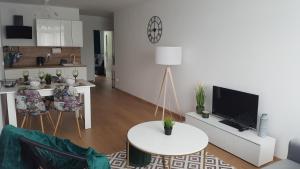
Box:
[80,15,113,81]
[0,2,79,46]
[114,0,300,158]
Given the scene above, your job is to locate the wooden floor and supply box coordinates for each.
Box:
[20,77,269,169]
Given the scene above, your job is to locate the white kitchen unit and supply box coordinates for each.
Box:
[36,19,83,47]
[4,66,87,80]
[71,21,83,47]
[185,112,276,167]
[36,19,61,46]
[60,20,73,47]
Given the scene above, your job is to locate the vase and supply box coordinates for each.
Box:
[164,126,173,135]
[196,105,204,115]
[202,113,209,118]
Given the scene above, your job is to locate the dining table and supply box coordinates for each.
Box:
[0,80,95,130]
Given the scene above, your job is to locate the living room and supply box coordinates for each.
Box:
[115,0,299,163]
[0,0,299,169]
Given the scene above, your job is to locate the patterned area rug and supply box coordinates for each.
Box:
[108,150,235,169]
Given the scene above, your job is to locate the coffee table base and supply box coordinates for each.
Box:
[127,141,207,169]
[126,143,151,167]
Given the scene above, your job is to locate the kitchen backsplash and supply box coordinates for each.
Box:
[3,46,81,68]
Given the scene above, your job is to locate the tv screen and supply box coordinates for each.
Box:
[212,86,259,129]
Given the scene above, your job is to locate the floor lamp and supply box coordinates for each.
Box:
[154,46,182,120]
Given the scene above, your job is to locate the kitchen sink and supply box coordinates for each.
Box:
[62,63,81,67]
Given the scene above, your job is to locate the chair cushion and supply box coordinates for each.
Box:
[24,90,46,115]
[263,159,300,169]
[16,89,46,115]
[16,95,27,110]
[53,85,81,112]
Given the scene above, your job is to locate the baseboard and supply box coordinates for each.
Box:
[114,88,185,121]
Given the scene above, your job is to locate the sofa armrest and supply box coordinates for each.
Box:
[287,138,300,163]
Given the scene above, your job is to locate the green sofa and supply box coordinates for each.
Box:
[0,125,110,169]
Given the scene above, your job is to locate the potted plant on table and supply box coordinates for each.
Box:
[164,117,175,135]
[196,84,205,115]
[45,74,52,85]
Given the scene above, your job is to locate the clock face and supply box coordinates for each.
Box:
[147,16,162,44]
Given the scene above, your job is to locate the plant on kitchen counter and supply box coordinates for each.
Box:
[45,74,52,85]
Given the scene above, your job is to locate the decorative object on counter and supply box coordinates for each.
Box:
[66,78,75,86]
[56,69,62,77]
[38,71,45,82]
[23,70,29,82]
[56,69,62,83]
[16,78,28,85]
[36,56,46,66]
[16,52,23,62]
[0,80,17,88]
[164,117,175,135]
[59,59,68,65]
[70,54,77,64]
[258,114,268,137]
[4,52,23,68]
[72,69,79,82]
[4,53,13,67]
[30,80,40,89]
[196,84,205,115]
[45,74,52,85]
[3,46,22,68]
[51,76,60,83]
[202,110,210,118]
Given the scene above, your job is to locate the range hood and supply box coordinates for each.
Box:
[5,15,32,39]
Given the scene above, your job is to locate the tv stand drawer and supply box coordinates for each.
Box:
[185,112,275,167]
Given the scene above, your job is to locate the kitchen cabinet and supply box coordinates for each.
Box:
[71,21,83,47]
[36,19,83,47]
[60,20,72,47]
[37,19,61,46]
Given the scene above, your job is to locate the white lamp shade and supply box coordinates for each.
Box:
[155,46,182,65]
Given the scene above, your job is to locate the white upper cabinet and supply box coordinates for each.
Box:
[60,20,72,47]
[36,19,83,47]
[37,19,61,46]
[72,21,83,47]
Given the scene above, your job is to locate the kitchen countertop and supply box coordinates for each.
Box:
[5,64,86,69]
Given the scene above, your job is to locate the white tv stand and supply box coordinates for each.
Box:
[185,112,275,167]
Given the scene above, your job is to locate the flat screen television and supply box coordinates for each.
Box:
[212,86,259,130]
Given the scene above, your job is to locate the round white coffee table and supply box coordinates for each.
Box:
[127,121,209,169]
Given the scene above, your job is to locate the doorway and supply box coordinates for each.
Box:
[93,30,114,81]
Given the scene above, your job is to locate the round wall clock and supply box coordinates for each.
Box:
[147,16,162,44]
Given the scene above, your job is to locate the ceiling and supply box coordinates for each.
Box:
[0,0,145,17]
